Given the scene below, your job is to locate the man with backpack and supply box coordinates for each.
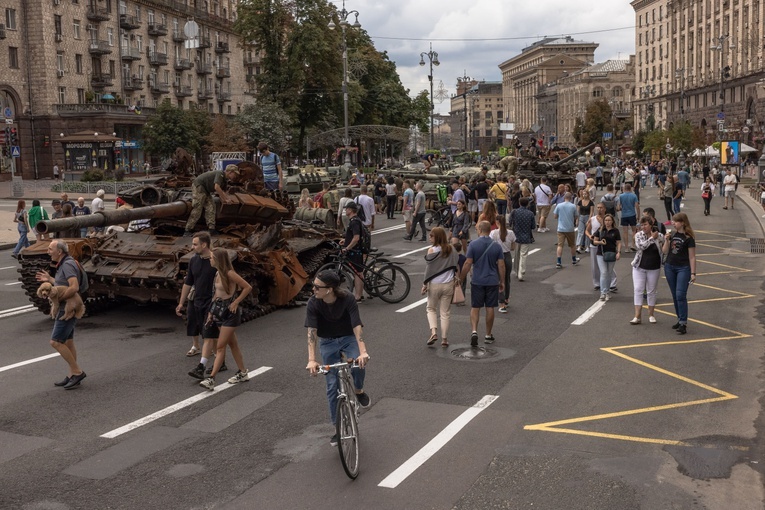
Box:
[354,184,375,231]
[341,201,367,301]
[600,184,618,219]
[35,240,87,390]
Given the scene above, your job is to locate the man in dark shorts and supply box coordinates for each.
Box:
[184,165,239,236]
[340,201,365,301]
[35,240,86,389]
[176,232,225,379]
[422,153,437,172]
[460,221,505,346]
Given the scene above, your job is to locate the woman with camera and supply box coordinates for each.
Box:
[629,217,664,324]
[592,214,621,302]
[700,176,715,216]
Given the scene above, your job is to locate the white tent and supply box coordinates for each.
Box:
[739,142,758,154]
[691,146,719,157]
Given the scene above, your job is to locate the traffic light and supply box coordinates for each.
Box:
[723,66,731,79]
[9,127,17,146]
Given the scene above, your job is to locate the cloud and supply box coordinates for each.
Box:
[335,0,636,113]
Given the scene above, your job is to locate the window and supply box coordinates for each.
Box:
[148,9,155,23]
[73,19,81,39]
[107,28,114,46]
[138,64,145,79]
[136,35,143,52]
[75,54,83,74]
[55,15,62,35]
[592,87,604,98]
[77,88,85,103]
[135,5,141,21]
[109,60,115,76]
[8,47,18,68]
[58,87,66,104]
[57,52,64,72]
[5,8,17,30]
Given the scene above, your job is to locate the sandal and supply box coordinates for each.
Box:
[186,346,201,357]
[426,333,438,346]
[441,339,449,347]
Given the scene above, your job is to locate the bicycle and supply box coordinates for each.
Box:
[424,204,453,230]
[318,246,411,304]
[318,359,363,479]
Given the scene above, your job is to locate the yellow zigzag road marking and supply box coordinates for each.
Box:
[524,243,755,447]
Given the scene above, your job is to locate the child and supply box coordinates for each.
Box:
[453,241,467,305]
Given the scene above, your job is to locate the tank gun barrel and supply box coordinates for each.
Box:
[36,201,191,235]
[553,141,598,168]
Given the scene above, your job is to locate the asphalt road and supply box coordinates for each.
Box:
[0,189,763,510]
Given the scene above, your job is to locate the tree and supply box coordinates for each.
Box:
[206,116,250,152]
[410,90,431,134]
[236,99,292,151]
[667,121,693,153]
[575,99,613,146]
[142,100,203,158]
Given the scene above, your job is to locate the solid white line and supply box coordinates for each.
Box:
[394,245,430,258]
[100,366,273,439]
[0,304,36,319]
[4,281,22,286]
[372,224,406,235]
[0,353,59,374]
[0,266,16,270]
[395,297,428,313]
[378,395,499,489]
[528,248,541,255]
[571,300,607,325]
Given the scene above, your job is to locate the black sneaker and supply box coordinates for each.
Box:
[671,322,681,330]
[54,376,70,387]
[206,362,227,376]
[676,324,687,335]
[329,433,339,446]
[356,392,371,408]
[572,257,580,265]
[189,363,205,380]
[484,335,495,344]
[609,287,618,293]
[470,331,479,347]
[63,372,86,390]
[403,236,412,241]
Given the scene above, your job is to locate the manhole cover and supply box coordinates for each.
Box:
[451,346,500,359]
[750,238,765,254]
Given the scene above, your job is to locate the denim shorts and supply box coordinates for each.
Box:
[470,283,499,308]
[51,310,77,343]
[620,215,637,227]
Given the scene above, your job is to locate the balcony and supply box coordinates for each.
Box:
[172,30,186,42]
[150,81,170,94]
[91,73,114,88]
[195,62,212,75]
[147,23,168,37]
[119,14,141,30]
[198,36,211,49]
[174,58,193,71]
[123,76,144,91]
[86,7,110,22]
[244,55,259,65]
[54,103,156,117]
[88,40,112,55]
[148,51,169,66]
[215,41,230,53]
[216,92,232,102]
[197,89,214,100]
[120,46,140,60]
[216,66,230,79]
[175,86,193,97]
[244,88,257,96]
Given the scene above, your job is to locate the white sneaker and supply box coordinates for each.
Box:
[227,369,249,384]
[199,377,215,391]
[537,228,542,233]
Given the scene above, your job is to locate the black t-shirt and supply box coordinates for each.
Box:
[184,254,217,308]
[304,293,363,338]
[474,182,489,200]
[374,182,386,198]
[345,217,363,249]
[595,227,621,255]
[639,243,662,270]
[665,233,695,267]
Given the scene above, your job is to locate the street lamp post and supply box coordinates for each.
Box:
[711,34,734,140]
[328,0,360,165]
[419,43,440,150]
[675,68,685,120]
[285,134,293,167]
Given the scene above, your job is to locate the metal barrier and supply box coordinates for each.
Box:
[21,180,142,196]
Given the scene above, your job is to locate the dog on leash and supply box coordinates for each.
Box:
[36,282,86,320]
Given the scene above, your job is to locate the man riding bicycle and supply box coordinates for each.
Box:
[305,270,371,446]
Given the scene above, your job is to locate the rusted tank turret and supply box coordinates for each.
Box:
[516,141,598,185]
[19,180,340,322]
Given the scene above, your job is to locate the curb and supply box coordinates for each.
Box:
[0,243,17,251]
[737,188,765,238]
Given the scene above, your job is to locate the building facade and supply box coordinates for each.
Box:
[632,0,765,144]
[499,37,598,136]
[0,0,258,180]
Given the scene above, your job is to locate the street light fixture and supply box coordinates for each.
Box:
[328,0,361,165]
[285,134,293,167]
[711,34,735,140]
[419,43,440,150]
[675,68,686,120]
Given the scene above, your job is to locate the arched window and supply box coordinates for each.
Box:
[612,87,623,97]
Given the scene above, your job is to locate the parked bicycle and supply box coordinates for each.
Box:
[318,245,411,304]
[318,359,364,479]
[424,204,453,230]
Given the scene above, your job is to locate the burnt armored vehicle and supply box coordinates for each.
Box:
[515,142,598,186]
[19,172,340,321]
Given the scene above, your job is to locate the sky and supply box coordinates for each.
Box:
[334,0,637,115]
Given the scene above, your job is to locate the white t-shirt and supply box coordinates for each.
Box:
[489,228,516,253]
[723,174,737,192]
[91,196,104,213]
[427,246,455,283]
[385,183,397,196]
[355,194,375,226]
[338,197,353,219]
[534,184,552,206]
[576,171,587,188]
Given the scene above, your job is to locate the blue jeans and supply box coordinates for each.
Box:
[13,225,29,256]
[495,199,507,216]
[664,263,691,324]
[597,255,617,296]
[673,197,682,214]
[319,335,365,424]
[576,214,590,248]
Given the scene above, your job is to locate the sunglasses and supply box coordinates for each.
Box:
[312,284,330,290]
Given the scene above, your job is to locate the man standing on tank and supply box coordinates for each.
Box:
[177,232,225,379]
[184,165,239,237]
[258,142,283,191]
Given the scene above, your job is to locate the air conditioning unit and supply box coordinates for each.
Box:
[57,70,65,78]
[55,33,63,42]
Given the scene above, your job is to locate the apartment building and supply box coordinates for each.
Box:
[0,0,259,179]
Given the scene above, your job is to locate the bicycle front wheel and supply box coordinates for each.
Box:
[336,397,359,479]
[373,264,411,304]
[425,209,441,227]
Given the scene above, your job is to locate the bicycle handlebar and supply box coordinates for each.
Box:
[317,358,369,374]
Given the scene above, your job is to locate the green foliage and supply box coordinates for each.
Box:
[236,99,292,151]
[642,129,667,156]
[141,100,208,158]
[80,169,105,182]
[666,121,693,152]
[410,90,431,134]
[207,116,250,152]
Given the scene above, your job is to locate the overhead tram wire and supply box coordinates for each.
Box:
[368,26,635,42]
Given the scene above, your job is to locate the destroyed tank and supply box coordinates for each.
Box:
[18,171,341,321]
[283,165,334,195]
[515,141,598,186]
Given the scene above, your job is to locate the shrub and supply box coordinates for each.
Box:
[81,169,105,182]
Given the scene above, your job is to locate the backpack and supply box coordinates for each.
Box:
[602,194,617,216]
[350,217,371,254]
[354,196,367,223]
